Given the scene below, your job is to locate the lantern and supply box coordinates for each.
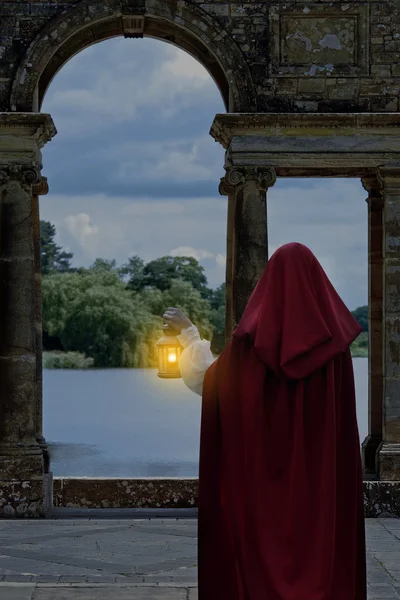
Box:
[156,324,183,379]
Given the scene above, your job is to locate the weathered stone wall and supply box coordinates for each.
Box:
[53,478,198,510]
[52,478,400,518]
[1,1,400,112]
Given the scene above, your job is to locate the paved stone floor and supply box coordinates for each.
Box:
[0,516,399,599]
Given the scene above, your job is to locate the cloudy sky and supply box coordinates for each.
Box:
[40,37,368,310]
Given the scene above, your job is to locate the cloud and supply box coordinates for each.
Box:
[267,178,367,308]
[316,255,337,283]
[170,246,214,261]
[39,38,368,309]
[41,38,224,200]
[40,193,228,287]
[169,246,226,275]
[43,38,221,137]
[163,48,211,83]
[63,211,126,261]
[216,254,226,268]
[113,136,218,186]
[65,213,99,245]
[40,176,367,308]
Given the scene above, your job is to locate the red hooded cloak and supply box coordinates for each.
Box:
[198,242,366,600]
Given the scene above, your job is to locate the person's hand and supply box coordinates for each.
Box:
[163,307,193,334]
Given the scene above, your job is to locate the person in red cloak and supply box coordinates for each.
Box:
[164,242,367,600]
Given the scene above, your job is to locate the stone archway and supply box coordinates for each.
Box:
[2,0,400,518]
[10,0,257,114]
[2,0,258,518]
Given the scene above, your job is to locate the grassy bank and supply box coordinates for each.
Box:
[43,351,94,369]
[351,332,368,358]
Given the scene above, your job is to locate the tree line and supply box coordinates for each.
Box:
[40,221,368,368]
[41,221,225,368]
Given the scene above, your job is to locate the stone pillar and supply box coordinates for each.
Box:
[361,176,384,478]
[219,176,236,344]
[377,167,400,480]
[32,177,50,475]
[220,167,276,331]
[0,113,56,517]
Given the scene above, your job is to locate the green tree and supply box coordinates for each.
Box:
[42,270,125,342]
[89,258,118,274]
[61,286,157,368]
[42,272,85,340]
[42,269,162,368]
[161,279,214,340]
[209,304,226,354]
[40,221,74,275]
[142,256,208,294]
[120,255,145,291]
[135,286,165,316]
[351,305,368,332]
[207,282,226,310]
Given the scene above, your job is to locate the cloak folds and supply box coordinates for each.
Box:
[198,243,366,600]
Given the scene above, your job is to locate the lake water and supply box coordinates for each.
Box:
[44,358,368,477]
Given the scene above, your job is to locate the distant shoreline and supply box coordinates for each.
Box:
[43,350,368,370]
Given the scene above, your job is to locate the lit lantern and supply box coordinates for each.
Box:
[156,324,183,379]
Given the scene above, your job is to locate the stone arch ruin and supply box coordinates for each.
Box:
[0,0,400,516]
[9,0,257,113]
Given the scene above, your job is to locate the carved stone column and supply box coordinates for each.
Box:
[361,176,384,478]
[32,177,50,475]
[0,113,56,517]
[219,176,236,344]
[220,166,276,335]
[377,167,400,480]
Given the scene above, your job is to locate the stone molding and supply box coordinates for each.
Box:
[211,114,400,178]
[377,167,400,193]
[211,113,400,149]
[0,113,56,148]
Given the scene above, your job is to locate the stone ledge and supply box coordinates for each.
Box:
[53,478,198,510]
[364,481,400,517]
[53,478,400,517]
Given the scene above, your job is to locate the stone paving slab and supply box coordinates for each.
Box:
[32,588,188,600]
[0,518,398,599]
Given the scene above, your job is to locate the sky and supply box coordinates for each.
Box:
[40,37,368,310]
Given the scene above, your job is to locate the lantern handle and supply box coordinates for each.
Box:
[162,323,176,336]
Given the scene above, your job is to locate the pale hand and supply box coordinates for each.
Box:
[163,307,193,334]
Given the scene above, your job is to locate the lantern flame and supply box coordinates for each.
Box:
[168,351,177,363]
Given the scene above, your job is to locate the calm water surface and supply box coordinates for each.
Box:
[44,358,368,477]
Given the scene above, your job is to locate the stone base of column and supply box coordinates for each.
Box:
[378,442,400,481]
[44,471,54,514]
[362,434,382,479]
[0,446,50,518]
[36,436,51,474]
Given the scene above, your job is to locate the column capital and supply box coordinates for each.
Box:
[361,175,383,210]
[0,163,42,187]
[219,166,276,197]
[32,176,49,196]
[0,113,56,189]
